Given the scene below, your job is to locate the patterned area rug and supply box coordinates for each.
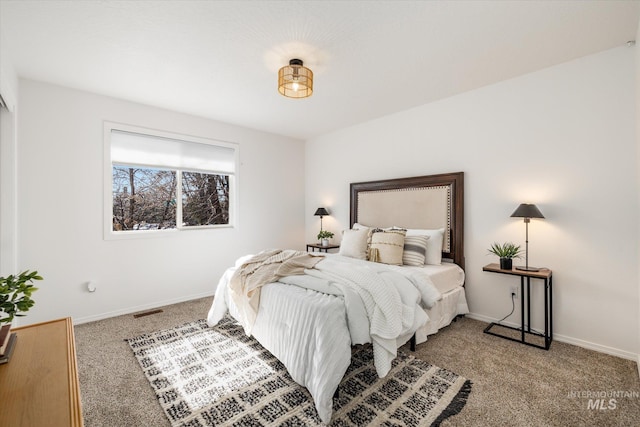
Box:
[126,315,471,426]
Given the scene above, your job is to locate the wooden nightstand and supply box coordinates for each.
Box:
[0,317,83,426]
[306,243,340,253]
[482,263,553,350]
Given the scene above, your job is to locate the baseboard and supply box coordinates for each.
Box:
[552,332,638,362]
[72,291,215,325]
[466,312,639,362]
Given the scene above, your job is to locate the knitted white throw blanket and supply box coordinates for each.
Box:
[306,258,420,377]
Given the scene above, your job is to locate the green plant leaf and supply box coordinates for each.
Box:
[0,270,43,321]
[317,230,334,240]
[487,242,522,259]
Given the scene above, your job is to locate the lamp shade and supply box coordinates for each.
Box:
[314,207,329,217]
[510,203,544,219]
[278,59,313,98]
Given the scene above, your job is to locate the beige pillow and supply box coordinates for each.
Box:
[369,228,406,265]
[339,228,370,260]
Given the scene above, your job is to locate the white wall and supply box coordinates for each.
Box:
[0,33,18,111]
[636,25,640,374]
[0,51,18,278]
[0,106,18,277]
[17,79,305,325]
[306,46,638,359]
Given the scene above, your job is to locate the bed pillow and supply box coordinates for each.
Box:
[352,222,371,230]
[369,228,406,265]
[339,228,370,260]
[402,235,430,266]
[352,223,376,259]
[405,228,445,265]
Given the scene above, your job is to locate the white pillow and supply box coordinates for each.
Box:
[402,235,430,266]
[405,228,445,265]
[352,222,371,230]
[339,228,370,260]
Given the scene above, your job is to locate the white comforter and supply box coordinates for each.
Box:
[207,253,441,424]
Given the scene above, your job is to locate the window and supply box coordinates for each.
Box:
[104,123,237,238]
[181,171,230,226]
[112,166,177,230]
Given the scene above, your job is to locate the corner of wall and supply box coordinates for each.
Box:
[635,19,640,377]
[0,31,19,276]
[0,100,18,277]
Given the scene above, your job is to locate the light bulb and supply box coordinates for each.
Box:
[292,81,299,92]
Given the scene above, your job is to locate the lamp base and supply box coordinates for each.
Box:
[515,266,541,272]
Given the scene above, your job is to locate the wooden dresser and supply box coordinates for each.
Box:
[0,317,83,426]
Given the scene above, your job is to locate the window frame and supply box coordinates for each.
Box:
[103,121,239,240]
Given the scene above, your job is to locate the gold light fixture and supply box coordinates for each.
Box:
[278,58,313,98]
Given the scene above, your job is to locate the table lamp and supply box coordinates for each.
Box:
[510,203,545,272]
[314,207,329,232]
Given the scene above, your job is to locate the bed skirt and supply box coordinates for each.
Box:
[415,286,469,344]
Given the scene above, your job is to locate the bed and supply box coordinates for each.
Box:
[207,172,468,423]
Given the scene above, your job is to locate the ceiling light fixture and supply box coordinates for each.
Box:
[278,59,313,98]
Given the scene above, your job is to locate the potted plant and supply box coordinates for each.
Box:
[317,230,334,247]
[1,270,43,361]
[487,242,522,270]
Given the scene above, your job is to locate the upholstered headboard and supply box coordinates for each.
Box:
[350,172,464,269]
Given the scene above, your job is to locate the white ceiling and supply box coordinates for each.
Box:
[1,1,639,140]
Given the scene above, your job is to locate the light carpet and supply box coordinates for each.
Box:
[126,315,471,426]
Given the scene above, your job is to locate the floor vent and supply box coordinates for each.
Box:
[133,309,163,318]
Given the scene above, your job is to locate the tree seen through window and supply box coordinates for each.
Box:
[112,165,229,231]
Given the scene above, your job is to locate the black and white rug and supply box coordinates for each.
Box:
[126,315,471,426]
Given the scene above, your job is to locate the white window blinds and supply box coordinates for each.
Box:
[110,129,236,175]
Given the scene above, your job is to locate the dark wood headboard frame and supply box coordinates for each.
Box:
[350,172,464,270]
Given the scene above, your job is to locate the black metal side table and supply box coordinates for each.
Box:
[482,263,553,350]
[306,243,340,253]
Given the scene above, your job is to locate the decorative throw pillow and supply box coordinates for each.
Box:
[405,228,445,265]
[402,235,430,266]
[352,222,371,230]
[339,228,370,260]
[369,228,406,265]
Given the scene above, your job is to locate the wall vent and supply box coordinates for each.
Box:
[133,309,163,318]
